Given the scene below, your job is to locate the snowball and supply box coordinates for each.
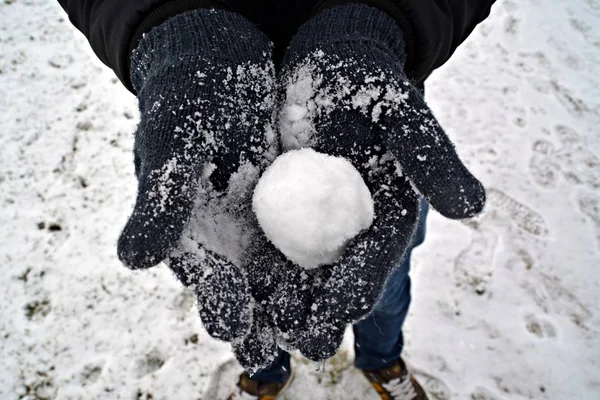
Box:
[253,149,374,269]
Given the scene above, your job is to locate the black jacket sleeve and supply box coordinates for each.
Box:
[57,0,227,92]
[315,0,496,82]
[57,0,495,92]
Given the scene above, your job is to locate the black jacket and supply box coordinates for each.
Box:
[57,0,495,93]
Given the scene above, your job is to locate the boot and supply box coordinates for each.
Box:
[227,369,294,400]
[361,358,428,400]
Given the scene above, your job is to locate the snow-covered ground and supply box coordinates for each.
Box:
[1,0,598,399]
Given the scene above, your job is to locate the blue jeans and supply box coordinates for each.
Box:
[251,201,429,382]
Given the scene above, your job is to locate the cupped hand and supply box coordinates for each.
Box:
[269,4,486,361]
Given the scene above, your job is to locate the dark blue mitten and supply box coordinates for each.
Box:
[119,8,282,365]
[275,4,486,361]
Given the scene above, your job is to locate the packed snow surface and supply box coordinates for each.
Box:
[253,148,374,269]
[174,162,260,266]
[1,0,599,399]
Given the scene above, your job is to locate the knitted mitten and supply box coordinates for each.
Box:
[274,4,486,361]
[118,8,281,361]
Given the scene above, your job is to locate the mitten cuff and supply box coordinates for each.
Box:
[313,0,415,74]
[131,8,271,93]
[284,4,406,69]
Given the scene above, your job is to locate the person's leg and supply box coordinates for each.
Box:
[353,200,429,370]
[247,349,291,383]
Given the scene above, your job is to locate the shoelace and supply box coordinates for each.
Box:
[383,374,417,399]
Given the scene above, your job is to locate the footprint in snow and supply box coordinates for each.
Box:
[530,125,599,190]
[133,349,166,379]
[577,191,600,248]
[409,365,452,400]
[506,250,592,329]
[524,313,558,339]
[80,361,105,386]
[471,386,503,400]
[486,188,549,237]
[454,226,499,295]
[203,358,240,399]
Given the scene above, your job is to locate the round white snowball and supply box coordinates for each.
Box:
[253,148,374,269]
